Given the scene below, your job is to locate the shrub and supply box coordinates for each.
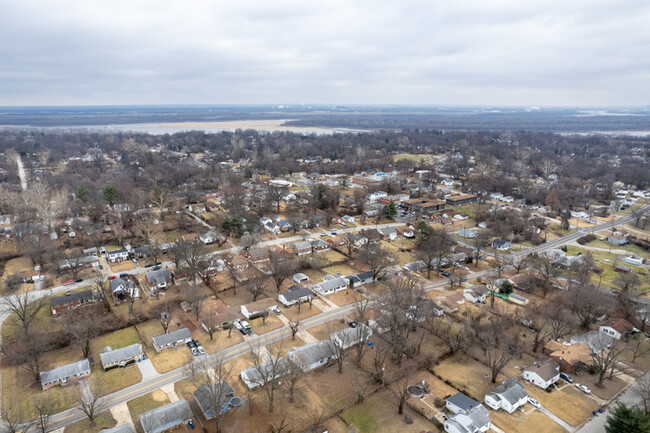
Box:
[577,234,597,245]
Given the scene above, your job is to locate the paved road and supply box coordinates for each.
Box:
[4,205,648,430]
[576,370,650,433]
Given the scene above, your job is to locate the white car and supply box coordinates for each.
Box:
[528,397,542,409]
[575,383,591,394]
[320,232,328,237]
[197,346,206,355]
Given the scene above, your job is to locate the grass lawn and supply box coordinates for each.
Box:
[149,348,191,374]
[281,302,323,322]
[110,261,136,272]
[88,327,143,394]
[103,245,124,252]
[526,384,598,427]
[326,289,366,307]
[308,320,347,342]
[392,153,434,162]
[341,389,434,433]
[200,327,245,355]
[249,313,284,335]
[2,299,53,339]
[433,353,499,401]
[2,364,80,419]
[321,263,359,277]
[491,409,565,433]
[64,411,117,433]
[127,390,170,433]
[90,327,141,356]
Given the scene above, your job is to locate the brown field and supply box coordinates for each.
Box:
[281,302,323,321]
[491,409,566,433]
[127,390,171,433]
[433,353,501,401]
[64,411,117,433]
[526,383,599,427]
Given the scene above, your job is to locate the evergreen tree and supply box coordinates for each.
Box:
[605,403,650,433]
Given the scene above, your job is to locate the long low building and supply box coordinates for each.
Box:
[50,290,96,315]
[288,340,335,372]
[40,359,91,390]
[99,344,144,370]
[139,399,193,433]
[240,357,290,389]
[152,328,193,352]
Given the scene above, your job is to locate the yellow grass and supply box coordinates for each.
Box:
[526,384,599,427]
[249,313,284,335]
[127,390,171,433]
[64,411,117,433]
[491,409,566,433]
[433,353,499,401]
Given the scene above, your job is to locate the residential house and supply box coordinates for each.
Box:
[350,233,368,248]
[199,231,221,245]
[419,298,445,317]
[606,235,629,245]
[404,260,427,274]
[290,241,312,256]
[83,247,98,256]
[484,378,528,413]
[106,249,129,263]
[624,256,644,266]
[398,225,415,238]
[459,228,478,239]
[263,221,280,235]
[152,328,193,352]
[40,359,91,390]
[145,269,172,290]
[278,286,313,307]
[232,255,249,271]
[570,331,613,354]
[241,298,277,319]
[278,220,293,232]
[314,276,348,295]
[362,229,382,243]
[311,239,331,252]
[330,324,372,350]
[50,290,95,315]
[139,399,193,433]
[194,383,236,419]
[180,233,199,243]
[327,236,346,249]
[188,203,206,213]
[110,277,138,302]
[58,255,99,270]
[446,194,478,207]
[543,341,592,374]
[345,272,374,288]
[172,268,188,284]
[491,239,511,251]
[444,393,491,433]
[240,357,290,389]
[438,292,465,313]
[523,358,560,389]
[247,247,270,264]
[463,285,489,303]
[378,227,398,241]
[100,344,144,370]
[288,340,335,372]
[202,300,243,331]
[599,318,636,340]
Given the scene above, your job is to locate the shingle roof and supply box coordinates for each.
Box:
[240,357,290,387]
[316,277,347,292]
[152,328,192,348]
[139,400,193,433]
[194,383,236,419]
[525,358,559,381]
[50,290,93,307]
[146,269,171,285]
[40,359,90,384]
[280,287,313,303]
[447,392,481,412]
[288,341,334,370]
[487,378,527,406]
[100,344,142,367]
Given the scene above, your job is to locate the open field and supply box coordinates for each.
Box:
[433,353,501,401]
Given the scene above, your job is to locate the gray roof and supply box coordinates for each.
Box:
[110,278,133,293]
[446,405,491,433]
[100,425,135,433]
[241,357,290,386]
[107,249,128,256]
[280,287,313,303]
[152,328,192,348]
[139,399,193,433]
[146,268,171,285]
[50,290,93,307]
[316,277,348,292]
[311,239,330,248]
[40,359,90,384]
[379,227,397,235]
[487,378,527,405]
[289,340,335,370]
[331,324,372,348]
[291,241,311,250]
[447,392,481,412]
[100,344,143,367]
[404,260,427,272]
[571,331,613,353]
[194,383,236,419]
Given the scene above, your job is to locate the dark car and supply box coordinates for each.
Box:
[348,321,357,328]
[119,273,129,278]
[560,372,574,383]
[75,278,83,283]
[441,271,451,277]
[98,265,103,270]
[187,340,196,349]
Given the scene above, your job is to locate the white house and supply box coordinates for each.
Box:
[152,328,193,353]
[463,285,489,303]
[288,341,335,372]
[241,298,277,319]
[106,249,129,263]
[459,228,478,239]
[330,324,372,350]
[444,393,491,433]
[366,191,387,201]
[599,318,636,340]
[278,286,313,307]
[523,358,560,389]
[314,276,348,295]
[484,378,528,413]
[199,231,221,245]
[378,227,398,241]
[240,357,290,389]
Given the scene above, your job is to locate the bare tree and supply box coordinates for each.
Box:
[267,251,295,292]
[76,382,105,426]
[65,307,97,358]
[186,282,206,320]
[357,243,391,282]
[195,354,234,433]
[633,374,650,415]
[628,334,650,363]
[0,405,34,433]
[245,275,267,302]
[284,359,305,404]
[510,255,529,274]
[490,251,508,279]
[1,290,47,336]
[289,318,300,340]
[33,398,53,433]
[472,231,491,268]
[566,284,609,330]
[248,341,288,413]
[415,229,452,278]
[592,336,627,387]
[389,364,416,415]
[475,318,522,383]
[533,252,562,297]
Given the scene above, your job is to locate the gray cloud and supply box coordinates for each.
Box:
[0,0,649,106]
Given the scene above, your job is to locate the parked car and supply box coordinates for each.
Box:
[575,383,591,394]
[331,231,337,235]
[560,372,574,383]
[190,347,199,356]
[320,232,328,237]
[108,275,116,280]
[131,257,138,263]
[75,278,83,283]
[187,340,196,349]
[528,397,542,409]
[348,321,357,328]
[240,320,251,331]
[119,273,129,278]
[98,265,103,270]
[63,280,75,285]
[441,271,451,277]
[272,307,281,315]
[197,345,206,355]
[234,321,247,335]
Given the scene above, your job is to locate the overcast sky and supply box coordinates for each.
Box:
[1,0,649,107]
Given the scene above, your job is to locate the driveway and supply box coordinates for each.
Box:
[136,358,159,380]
